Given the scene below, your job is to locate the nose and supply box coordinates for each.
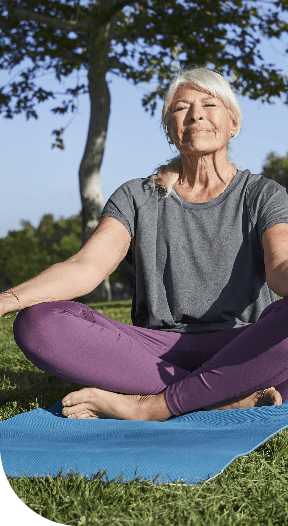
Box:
[186,103,203,122]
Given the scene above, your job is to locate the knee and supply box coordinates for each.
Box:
[14,300,77,324]
[13,301,70,347]
[12,300,88,344]
[14,301,55,326]
[13,302,51,346]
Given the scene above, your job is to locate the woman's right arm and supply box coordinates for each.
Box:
[0,216,131,318]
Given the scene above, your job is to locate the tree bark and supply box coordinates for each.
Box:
[78,19,117,302]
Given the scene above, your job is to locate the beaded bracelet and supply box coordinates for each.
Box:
[1,290,21,319]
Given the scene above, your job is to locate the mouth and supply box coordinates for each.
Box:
[184,128,210,135]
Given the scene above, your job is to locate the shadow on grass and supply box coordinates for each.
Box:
[0,367,85,420]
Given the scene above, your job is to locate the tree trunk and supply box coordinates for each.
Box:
[78,19,116,302]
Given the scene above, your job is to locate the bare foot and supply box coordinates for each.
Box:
[61,386,154,420]
[203,387,282,411]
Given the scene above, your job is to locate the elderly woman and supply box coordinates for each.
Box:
[2,67,288,421]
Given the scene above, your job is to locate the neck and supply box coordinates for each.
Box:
[179,153,233,190]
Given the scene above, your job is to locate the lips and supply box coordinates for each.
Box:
[184,128,209,134]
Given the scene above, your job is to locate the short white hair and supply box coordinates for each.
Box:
[150,67,242,197]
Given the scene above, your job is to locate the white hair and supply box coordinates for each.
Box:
[150,67,243,197]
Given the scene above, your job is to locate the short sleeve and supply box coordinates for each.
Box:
[100,183,135,238]
[257,182,288,238]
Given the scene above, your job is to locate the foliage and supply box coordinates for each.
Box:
[0,212,81,289]
[261,151,288,192]
[0,212,134,293]
[0,0,287,148]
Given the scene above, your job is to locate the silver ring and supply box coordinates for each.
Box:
[262,389,267,397]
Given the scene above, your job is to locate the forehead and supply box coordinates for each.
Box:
[171,86,222,106]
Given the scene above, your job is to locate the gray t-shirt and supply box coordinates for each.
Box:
[101,169,288,333]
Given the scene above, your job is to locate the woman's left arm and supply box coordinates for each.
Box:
[262,223,288,297]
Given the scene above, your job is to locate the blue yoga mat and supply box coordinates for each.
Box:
[1,399,288,485]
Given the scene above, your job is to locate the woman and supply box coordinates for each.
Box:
[2,67,288,421]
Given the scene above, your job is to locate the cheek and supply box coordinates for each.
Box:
[170,122,182,142]
[212,117,230,142]
[214,129,226,142]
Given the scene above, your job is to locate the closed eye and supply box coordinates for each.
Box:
[174,104,216,111]
[173,103,216,112]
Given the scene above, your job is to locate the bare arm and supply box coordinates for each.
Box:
[0,216,131,317]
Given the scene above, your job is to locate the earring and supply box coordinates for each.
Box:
[231,132,235,137]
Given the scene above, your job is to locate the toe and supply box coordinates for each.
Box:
[62,406,72,417]
[62,402,98,418]
[63,387,101,407]
[62,407,100,419]
[62,402,82,417]
[62,394,73,407]
[260,387,282,407]
[272,389,282,405]
[62,388,88,407]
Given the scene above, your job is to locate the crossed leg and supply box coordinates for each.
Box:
[13,298,288,420]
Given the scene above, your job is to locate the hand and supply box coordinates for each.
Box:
[0,297,7,319]
[0,291,19,319]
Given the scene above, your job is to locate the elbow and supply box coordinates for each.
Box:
[266,270,288,298]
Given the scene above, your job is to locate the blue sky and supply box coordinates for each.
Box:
[1,32,288,239]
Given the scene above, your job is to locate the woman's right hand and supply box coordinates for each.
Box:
[0,291,19,319]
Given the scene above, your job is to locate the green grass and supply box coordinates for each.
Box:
[1,299,288,525]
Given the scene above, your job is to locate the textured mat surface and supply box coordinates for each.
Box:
[1,399,288,485]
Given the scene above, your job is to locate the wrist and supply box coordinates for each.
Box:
[0,290,21,316]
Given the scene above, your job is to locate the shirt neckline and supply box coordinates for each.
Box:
[171,168,248,209]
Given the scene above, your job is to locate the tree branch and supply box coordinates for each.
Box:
[100,0,139,11]
[99,0,149,23]
[4,1,151,39]
[6,6,92,32]
[108,56,127,71]
[0,17,85,66]
[6,1,143,33]
[0,18,39,63]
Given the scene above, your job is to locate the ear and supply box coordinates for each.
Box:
[166,126,174,145]
[229,112,238,136]
[165,109,174,144]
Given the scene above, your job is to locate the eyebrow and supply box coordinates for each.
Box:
[173,96,216,104]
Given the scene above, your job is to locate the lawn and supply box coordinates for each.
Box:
[1,299,288,525]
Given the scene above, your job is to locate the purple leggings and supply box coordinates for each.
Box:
[12,298,288,416]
